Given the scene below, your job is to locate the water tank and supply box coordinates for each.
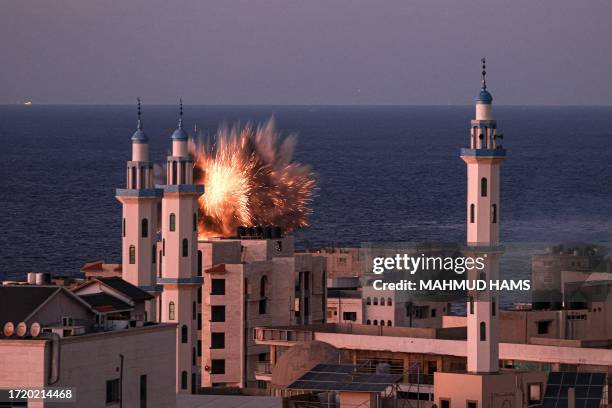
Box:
[27,273,37,284]
[35,273,51,285]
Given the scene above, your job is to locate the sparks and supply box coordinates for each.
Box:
[190,118,316,239]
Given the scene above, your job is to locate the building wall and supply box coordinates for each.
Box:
[28,290,93,328]
[0,339,47,408]
[49,324,176,408]
[327,297,362,324]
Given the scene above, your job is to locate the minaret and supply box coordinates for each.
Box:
[461,59,505,373]
[158,100,204,393]
[116,98,162,320]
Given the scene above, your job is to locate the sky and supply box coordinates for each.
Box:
[1,0,611,105]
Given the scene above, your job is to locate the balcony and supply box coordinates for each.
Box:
[253,327,314,346]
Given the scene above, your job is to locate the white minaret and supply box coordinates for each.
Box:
[158,100,204,393]
[116,98,162,320]
[461,59,505,373]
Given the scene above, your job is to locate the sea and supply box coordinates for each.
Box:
[1,105,612,304]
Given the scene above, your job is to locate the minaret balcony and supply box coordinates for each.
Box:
[115,188,163,198]
[156,184,205,194]
[460,148,506,157]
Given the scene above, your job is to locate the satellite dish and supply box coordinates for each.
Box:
[16,322,27,337]
[30,322,41,337]
[3,322,14,337]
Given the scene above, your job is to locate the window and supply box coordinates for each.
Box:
[373,320,378,325]
[366,297,371,305]
[192,347,196,366]
[131,166,137,189]
[380,320,385,326]
[537,320,551,335]
[211,279,225,295]
[528,383,543,405]
[129,245,136,264]
[469,296,474,314]
[380,297,385,306]
[366,320,371,325]
[440,399,450,408]
[139,375,147,408]
[342,312,357,321]
[197,287,202,303]
[431,309,437,318]
[140,167,145,189]
[172,162,178,185]
[192,301,196,320]
[211,359,225,374]
[193,213,197,232]
[162,239,165,256]
[181,371,187,390]
[182,238,188,257]
[169,213,176,231]
[197,340,202,356]
[387,297,392,306]
[197,313,202,330]
[106,379,120,404]
[481,177,487,197]
[373,298,378,306]
[491,204,497,223]
[211,305,225,322]
[197,250,202,276]
[152,246,156,263]
[169,301,175,320]
[387,320,392,326]
[122,218,126,237]
[211,332,225,349]
[470,204,475,223]
[480,322,486,341]
[259,276,267,314]
[141,218,148,238]
[492,297,496,316]
[467,401,477,408]
[180,161,186,184]
[181,325,188,343]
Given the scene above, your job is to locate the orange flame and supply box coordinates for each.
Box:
[190,119,316,239]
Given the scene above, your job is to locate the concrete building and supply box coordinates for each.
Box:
[0,285,176,408]
[197,236,326,389]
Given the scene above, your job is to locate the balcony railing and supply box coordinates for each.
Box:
[255,361,272,375]
[253,327,314,343]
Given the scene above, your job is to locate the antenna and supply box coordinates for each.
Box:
[136,97,142,130]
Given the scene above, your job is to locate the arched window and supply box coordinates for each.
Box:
[192,347,196,366]
[373,298,378,306]
[129,245,136,264]
[492,204,497,223]
[193,213,197,232]
[366,320,371,325]
[181,325,188,343]
[131,166,137,189]
[481,177,488,197]
[197,287,202,304]
[380,297,385,306]
[259,276,268,314]
[380,320,385,326]
[162,239,166,256]
[197,250,203,276]
[122,218,126,237]
[169,302,175,320]
[366,297,371,305]
[181,371,187,390]
[470,204,475,223]
[141,218,148,238]
[152,245,156,263]
[387,297,392,306]
[387,320,392,326]
[180,162,186,184]
[192,301,196,320]
[469,296,474,314]
[480,321,487,341]
[169,214,176,232]
[172,161,178,185]
[140,167,145,189]
[492,296,497,317]
[373,320,378,325]
[182,239,188,257]
[158,251,162,277]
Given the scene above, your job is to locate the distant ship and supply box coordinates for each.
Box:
[23,101,32,106]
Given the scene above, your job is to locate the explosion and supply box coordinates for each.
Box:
[190,118,316,238]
